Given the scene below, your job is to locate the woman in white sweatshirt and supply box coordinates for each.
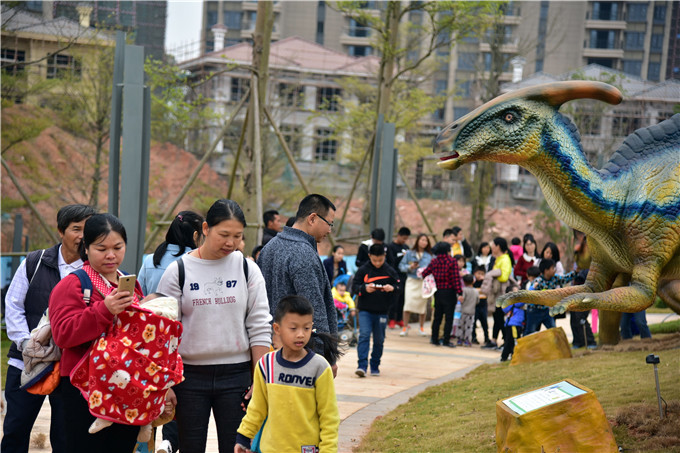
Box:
[157,199,272,453]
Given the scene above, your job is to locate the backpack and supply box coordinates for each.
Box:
[20,268,93,394]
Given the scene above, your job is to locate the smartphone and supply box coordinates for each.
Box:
[118,274,136,295]
[241,386,251,409]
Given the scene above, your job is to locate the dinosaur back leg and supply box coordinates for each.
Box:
[657,279,680,315]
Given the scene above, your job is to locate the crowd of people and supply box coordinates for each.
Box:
[3,195,652,453]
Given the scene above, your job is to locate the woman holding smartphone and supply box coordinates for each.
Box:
[50,213,144,452]
[157,199,272,453]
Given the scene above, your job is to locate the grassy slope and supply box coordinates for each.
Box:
[359,342,680,453]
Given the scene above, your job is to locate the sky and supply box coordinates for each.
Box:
[165,0,203,58]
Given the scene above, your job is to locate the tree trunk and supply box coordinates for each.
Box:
[243,1,272,253]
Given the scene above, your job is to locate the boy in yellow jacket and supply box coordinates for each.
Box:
[235,295,340,453]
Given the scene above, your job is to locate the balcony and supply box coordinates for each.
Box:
[585,19,627,30]
[478,40,519,54]
[242,1,281,13]
[582,47,624,59]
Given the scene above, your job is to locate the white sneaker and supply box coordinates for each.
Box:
[157,439,173,453]
[418,328,427,336]
[399,328,408,337]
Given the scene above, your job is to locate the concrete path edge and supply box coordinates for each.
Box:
[338,357,498,452]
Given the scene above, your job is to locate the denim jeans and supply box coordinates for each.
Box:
[1,365,66,453]
[524,305,555,335]
[620,311,651,339]
[174,362,252,453]
[357,311,387,372]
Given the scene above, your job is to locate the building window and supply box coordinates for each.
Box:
[348,18,370,37]
[432,107,444,121]
[435,31,450,56]
[624,32,645,50]
[455,80,470,98]
[622,60,642,76]
[230,77,249,102]
[46,54,81,80]
[314,128,338,161]
[587,57,615,67]
[244,11,257,31]
[316,1,325,45]
[653,5,666,23]
[348,45,372,56]
[316,87,341,111]
[592,2,619,20]
[278,83,304,108]
[206,10,218,28]
[612,115,641,136]
[280,124,303,158]
[454,107,471,120]
[457,52,477,71]
[224,11,242,29]
[590,30,617,49]
[648,62,661,81]
[650,34,664,53]
[627,3,648,22]
[1,48,25,75]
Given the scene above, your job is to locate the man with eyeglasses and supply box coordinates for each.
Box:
[258,194,339,376]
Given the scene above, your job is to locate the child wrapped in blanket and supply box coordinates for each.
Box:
[69,293,184,442]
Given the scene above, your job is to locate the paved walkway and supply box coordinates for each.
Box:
[4,312,676,452]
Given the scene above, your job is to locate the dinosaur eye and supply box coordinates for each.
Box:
[503,111,517,123]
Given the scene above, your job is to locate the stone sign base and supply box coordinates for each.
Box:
[510,327,572,366]
[496,379,617,452]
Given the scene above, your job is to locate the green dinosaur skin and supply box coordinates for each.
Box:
[433,81,680,318]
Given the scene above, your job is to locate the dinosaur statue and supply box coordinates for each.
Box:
[433,81,680,325]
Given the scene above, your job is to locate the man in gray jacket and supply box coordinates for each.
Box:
[258,194,338,375]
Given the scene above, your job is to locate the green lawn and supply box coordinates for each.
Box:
[358,336,680,453]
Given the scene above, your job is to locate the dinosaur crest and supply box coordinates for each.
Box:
[599,114,680,176]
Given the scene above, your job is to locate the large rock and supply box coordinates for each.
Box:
[496,379,617,452]
[510,327,572,365]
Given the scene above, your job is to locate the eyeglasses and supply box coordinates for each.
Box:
[316,214,334,229]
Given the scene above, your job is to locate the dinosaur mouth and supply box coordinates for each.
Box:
[440,151,459,161]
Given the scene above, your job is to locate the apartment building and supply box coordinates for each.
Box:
[185,1,678,207]
[13,1,167,60]
[1,5,116,103]
[179,36,379,195]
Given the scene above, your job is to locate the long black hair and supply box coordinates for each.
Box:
[79,213,127,261]
[540,241,561,263]
[206,199,247,228]
[153,211,204,267]
[493,236,515,266]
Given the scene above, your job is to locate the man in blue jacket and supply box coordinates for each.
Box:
[258,194,338,376]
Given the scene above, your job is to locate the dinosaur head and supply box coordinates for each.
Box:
[434,81,623,170]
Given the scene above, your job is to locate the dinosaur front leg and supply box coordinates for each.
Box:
[498,285,583,308]
[553,263,659,315]
[499,260,616,309]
